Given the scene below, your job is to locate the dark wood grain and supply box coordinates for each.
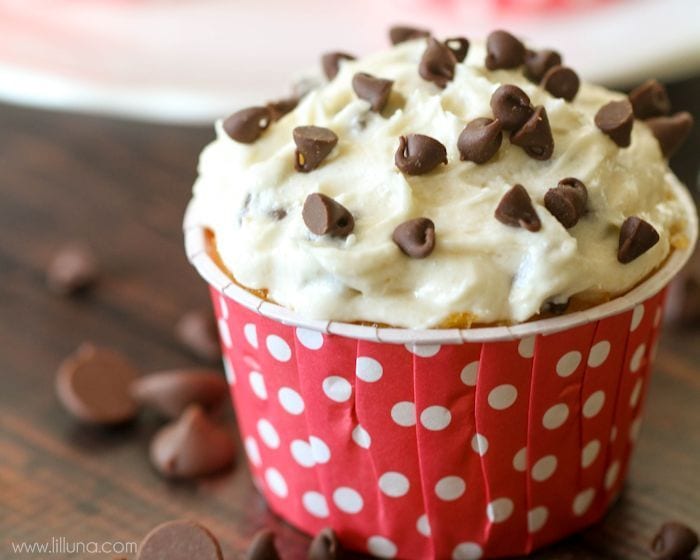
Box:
[1,74,699,560]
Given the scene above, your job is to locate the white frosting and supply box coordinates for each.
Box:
[190,39,686,328]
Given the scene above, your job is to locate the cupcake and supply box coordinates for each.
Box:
[185,27,696,559]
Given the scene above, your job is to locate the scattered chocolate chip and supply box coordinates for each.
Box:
[46,243,99,296]
[645,112,694,158]
[490,84,534,131]
[392,218,436,258]
[595,99,634,148]
[510,106,554,160]
[321,52,355,80]
[629,79,671,120]
[649,521,698,560]
[132,369,228,419]
[245,529,280,560]
[175,309,221,363]
[419,37,457,88]
[56,344,139,425]
[544,177,588,228]
[444,37,469,62]
[352,72,394,112]
[309,528,345,560]
[293,126,338,172]
[138,520,223,560]
[618,216,660,264]
[302,193,354,237]
[458,117,503,164]
[267,97,298,121]
[395,134,447,175]
[485,30,525,70]
[541,299,570,315]
[495,184,541,232]
[389,25,430,45]
[223,107,272,144]
[150,404,235,479]
[541,65,580,101]
[523,49,562,82]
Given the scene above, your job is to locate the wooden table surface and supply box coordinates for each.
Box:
[1,75,699,560]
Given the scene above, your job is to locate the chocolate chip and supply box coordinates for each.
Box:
[395,134,447,175]
[293,126,338,172]
[175,309,221,363]
[309,528,345,560]
[352,72,394,112]
[595,99,634,148]
[541,299,570,315]
[523,49,562,82]
[223,107,272,143]
[645,112,694,158]
[650,521,698,560]
[138,520,223,560]
[444,37,469,62]
[389,25,430,45]
[458,118,503,164]
[245,529,280,560]
[392,218,436,258]
[269,208,287,220]
[150,404,236,479]
[46,243,99,296]
[541,65,580,101]
[321,52,355,80]
[302,193,354,237]
[544,177,588,228]
[495,184,541,232]
[510,105,554,160]
[132,369,229,419]
[618,216,660,264]
[267,97,298,121]
[419,37,457,88]
[490,84,534,131]
[629,79,671,119]
[56,344,139,425]
[485,30,525,70]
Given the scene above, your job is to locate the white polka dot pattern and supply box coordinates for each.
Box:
[302,491,329,518]
[333,487,364,514]
[378,472,410,497]
[487,498,514,523]
[487,384,518,410]
[435,476,466,501]
[420,405,452,431]
[266,334,291,362]
[367,536,397,558]
[527,506,549,533]
[542,403,569,429]
[452,542,483,559]
[556,351,581,377]
[296,327,324,350]
[218,318,232,349]
[278,387,305,415]
[356,356,383,382]
[391,401,416,427]
[322,376,352,402]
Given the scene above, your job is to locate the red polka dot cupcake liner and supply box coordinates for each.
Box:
[184,186,697,559]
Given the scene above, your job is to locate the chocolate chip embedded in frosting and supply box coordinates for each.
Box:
[495,184,541,232]
[392,218,436,258]
[444,37,469,62]
[223,107,272,143]
[524,49,562,82]
[321,51,355,80]
[309,528,345,560]
[419,37,457,88]
[629,79,671,120]
[510,106,554,160]
[541,65,580,101]
[649,521,699,560]
[618,216,660,264]
[245,530,280,560]
[544,177,588,228]
[266,97,298,121]
[490,84,533,131]
[395,134,448,175]
[389,25,430,45]
[645,112,694,158]
[458,118,503,164]
[352,72,394,112]
[595,99,634,148]
[302,193,355,237]
[485,30,525,70]
[293,126,338,172]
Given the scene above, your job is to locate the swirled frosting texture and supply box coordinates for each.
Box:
[191,39,685,328]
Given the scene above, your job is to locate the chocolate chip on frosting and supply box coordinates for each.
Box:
[321,52,356,80]
[458,118,503,164]
[618,216,660,264]
[309,528,345,560]
[419,37,457,88]
[510,106,554,160]
[392,218,436,258]
[293,126,338,172]
[352,72,394,112]
[266,97,298,121]
[389,25,430,45]
[444,36,470,62]
[645,112,694,158]
[629,79,671,120]
[541,65,580,101]
[595,99,634,147]
[495,184,541,232]
[303,193,355,237]
[223,107,272,143]
[244,529,280,560]
[485,30,525,70]
[544,177,588,228]
[395,134,448,175]
[523,49,562,82]
[490,84,533,131]
[650,521,699,560]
